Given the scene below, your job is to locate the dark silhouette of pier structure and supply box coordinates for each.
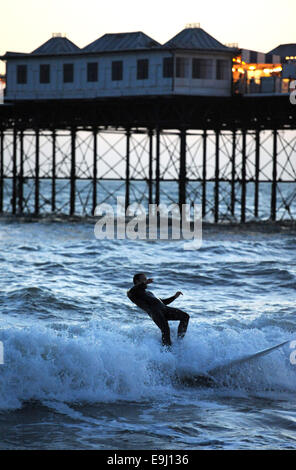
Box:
[0,94,295,223]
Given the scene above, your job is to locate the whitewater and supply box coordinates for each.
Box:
[0,218,296,449]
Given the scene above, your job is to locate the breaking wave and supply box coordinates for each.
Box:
[0,320,295,410]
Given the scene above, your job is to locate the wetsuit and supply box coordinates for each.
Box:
[127,283,189,346]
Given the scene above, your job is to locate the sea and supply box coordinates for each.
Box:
[0,182,296,450]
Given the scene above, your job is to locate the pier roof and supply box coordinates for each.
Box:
[83,31,161,53]
[268,44,296,59]
[163,27,230,51]
[32,35,81,55]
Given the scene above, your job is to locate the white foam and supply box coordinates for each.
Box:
[0,321,295,410]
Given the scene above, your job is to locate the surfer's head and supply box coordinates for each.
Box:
[133,273,147,286]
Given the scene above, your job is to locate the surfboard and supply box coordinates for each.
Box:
[175,338,294,388]
[177,372,218,388]
[208,339,292,375]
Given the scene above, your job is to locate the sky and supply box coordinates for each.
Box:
[0,0,295,73]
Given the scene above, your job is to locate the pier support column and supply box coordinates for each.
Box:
[92,127,98,215]
[35,129,40,215]
[12,126,17,215]
[254,130,260,218]
[148,129,153,206]
[214,130,220,223]
[19,130,24,214]
[70,127,76,216]
[125,129,130,212]
[231,130,236,217]
[155,128,160,207]
[271,129,277,221]
[0,130,3,213]
[241,130,247,223]
[202,130,207,219]
[179,129,187,209]
[51,129,56,213]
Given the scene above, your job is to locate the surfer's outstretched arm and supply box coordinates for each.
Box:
[161,291,183,305]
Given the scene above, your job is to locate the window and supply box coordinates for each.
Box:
[192,58,213,79]
[112,61,123,81]
[87,62,98,82]
[216,60,229,80]
[17,65,27,84]
[63,63,74,83]
[176,57,188,78]
[163,57,173,78]
[137,59,149,80]
[40,64,50,84]
[250,51,258,63]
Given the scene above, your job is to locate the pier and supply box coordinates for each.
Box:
[0,94,295,223]
[0,26,295,223]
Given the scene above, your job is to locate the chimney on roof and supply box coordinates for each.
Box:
[185,23,200,29]
[52,33,66,38]
[225,42,239,48]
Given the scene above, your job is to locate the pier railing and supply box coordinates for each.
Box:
[234,77,292,96]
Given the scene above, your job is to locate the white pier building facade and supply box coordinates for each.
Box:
[2,26,235,101]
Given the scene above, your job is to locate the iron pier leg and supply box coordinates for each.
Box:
[202,130,207,219]
[92,127,97,215]
[254,130,260,218]
[241,130,247,223]
[179,128,187,209]
[70,127,76,216]
[0,130,3,213]
[148,129,153,206]
[214,130,220,223]
[271,129,277,221]
[125,128,130,212]
[231,130,236,217]
[35,129,40,215]
[51,129,56,213]
[155,128,160,207]
[12,126,17,215]
[19,130,24,214]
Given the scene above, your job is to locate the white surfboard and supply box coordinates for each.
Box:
[208,339,292,375]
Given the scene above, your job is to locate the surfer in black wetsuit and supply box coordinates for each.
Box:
[127,273,189,347]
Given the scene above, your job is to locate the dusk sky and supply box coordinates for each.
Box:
[0,0,295,73]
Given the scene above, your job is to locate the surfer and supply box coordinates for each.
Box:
[127,273,189,347]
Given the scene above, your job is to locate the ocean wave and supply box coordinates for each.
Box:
[0,322,295,410]
[1,287,82,317]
